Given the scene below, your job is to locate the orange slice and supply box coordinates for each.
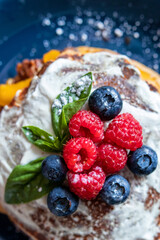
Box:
[43,49,60,63]
[0,78,32,106]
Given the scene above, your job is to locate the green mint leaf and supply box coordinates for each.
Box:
[5,157,55,204]
[51,72,93,141]
[22,126,62,152]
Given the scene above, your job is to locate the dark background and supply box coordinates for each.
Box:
[0,0,159,239]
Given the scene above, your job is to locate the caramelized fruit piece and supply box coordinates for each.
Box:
[43,49,60,63]
[0,78,31,106]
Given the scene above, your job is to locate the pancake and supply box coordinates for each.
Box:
[0,47,160,240]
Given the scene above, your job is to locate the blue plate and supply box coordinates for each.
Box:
[0,0,159,239]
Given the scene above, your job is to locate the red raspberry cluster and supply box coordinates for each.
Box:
[63,110,143,200]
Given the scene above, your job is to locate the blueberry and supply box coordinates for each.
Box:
[127,145,158,175]
[88,86,122,121]
[100,175,130,205]
[42,155,68,183]
[47,186,79,216]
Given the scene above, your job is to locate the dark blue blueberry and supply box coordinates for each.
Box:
[47,186,79,216]
[88,86,122,121]
[100,175,130,205]
[42,155,68,183]
[127,145,158,175]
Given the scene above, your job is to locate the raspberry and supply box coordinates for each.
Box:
[105,113,143,151]
[63,137,97,173]
[97,143,127,174]
[69,110,104,143]
[68,166,106,200]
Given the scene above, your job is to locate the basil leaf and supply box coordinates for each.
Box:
[51,72,93,141]
[5,157,55,204]
[22,126,62,152]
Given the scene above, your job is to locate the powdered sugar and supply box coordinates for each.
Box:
[52,73,92,114]
[71,74,92,96]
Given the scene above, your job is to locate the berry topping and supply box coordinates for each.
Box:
[88,86,122,121]
[105,113,143,151]
[47,186,79,216]
[100,175,130,205]
[97,143,127,174]
[68,166,106,200]
[69,110,104,143]
[63,137,97,173]
[127,145,158,175]
[42,155,68,183]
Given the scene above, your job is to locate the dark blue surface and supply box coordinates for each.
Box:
[0,214,28,240]
[0,0,159,239]
[0,0,160,83]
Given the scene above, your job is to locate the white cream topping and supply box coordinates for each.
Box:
[0,52,160,240]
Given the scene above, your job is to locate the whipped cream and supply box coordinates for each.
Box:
[0,52,160,240]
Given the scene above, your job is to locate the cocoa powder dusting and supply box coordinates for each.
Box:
[145,187,160,210]
[93,72,154,112]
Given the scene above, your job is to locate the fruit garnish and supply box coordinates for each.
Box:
[5,78,158,215]
[69,110,104,143]
[43,49,60,63]
[68,166,106,200]
[47,186,79,216]
[100,175,130,205]
[105,113,143,151]
[0,78,31,106]
[89,86,122,121]
[42,155,68,183]
[63,137,97,173]
[127,145,158,175]
[97,143,127,174]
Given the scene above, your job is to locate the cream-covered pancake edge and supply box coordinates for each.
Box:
[0,52,160,240]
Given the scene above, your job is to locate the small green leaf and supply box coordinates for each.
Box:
[22,126,62,152]
[5,157,55,204]
[51,72,93,142]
